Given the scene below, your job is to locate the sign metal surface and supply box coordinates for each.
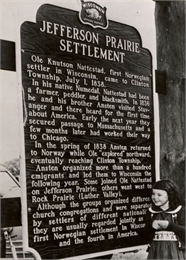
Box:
[21,3,155,259]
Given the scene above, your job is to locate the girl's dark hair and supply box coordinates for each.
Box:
[152,179,182,210]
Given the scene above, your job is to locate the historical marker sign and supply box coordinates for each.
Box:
[21,3,155,259]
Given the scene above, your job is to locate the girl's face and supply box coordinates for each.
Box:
[152,189,169,210]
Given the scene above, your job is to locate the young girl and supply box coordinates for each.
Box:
[145,179,185,259]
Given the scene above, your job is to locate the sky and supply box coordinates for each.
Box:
[0,0,157,164]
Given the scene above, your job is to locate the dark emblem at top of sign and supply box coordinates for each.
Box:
[79,0,108,29]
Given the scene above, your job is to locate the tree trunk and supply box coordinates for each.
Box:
[155,1,185,199]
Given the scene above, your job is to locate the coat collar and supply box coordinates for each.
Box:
[149,205,182,214]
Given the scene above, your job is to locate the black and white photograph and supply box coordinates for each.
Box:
[0,0,185,259]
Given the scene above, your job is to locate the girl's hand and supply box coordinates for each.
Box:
[152,220,169,229]
[152,220,161,230]
[157,220,169,229]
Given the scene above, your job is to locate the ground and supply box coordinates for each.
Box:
[111,246,148,260]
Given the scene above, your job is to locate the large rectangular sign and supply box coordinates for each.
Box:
[21,3,155,259]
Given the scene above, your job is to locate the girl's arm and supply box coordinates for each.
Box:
[168,206,185,241]
[144,209,155,241]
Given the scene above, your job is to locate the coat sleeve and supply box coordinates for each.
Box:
[167,206,185,246]
[143,209,156,243]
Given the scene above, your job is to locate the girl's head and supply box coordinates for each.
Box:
[151,179,182,210]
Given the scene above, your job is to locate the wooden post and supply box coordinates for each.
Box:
[154,1,185,198]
